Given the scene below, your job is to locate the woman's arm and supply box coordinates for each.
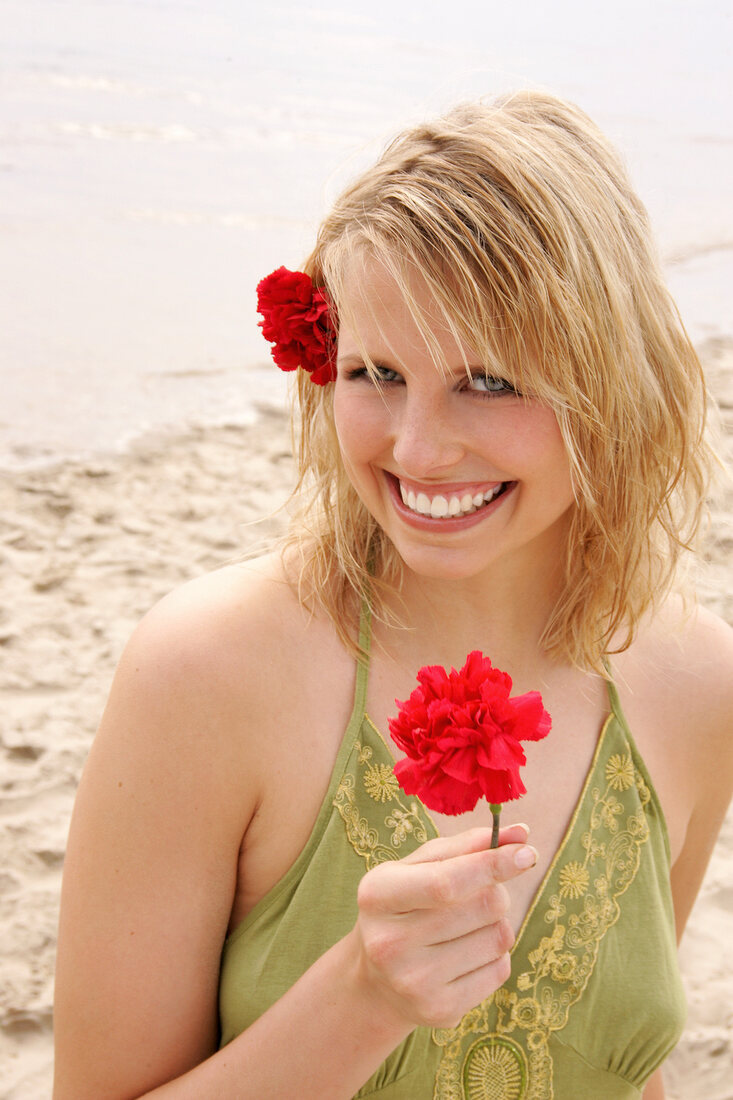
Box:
[617,603,733,940]
[666,609,733,942]
[617,603,733,1100]
[652,610,733,1100]
[140,826,531,1100]
[642,1068,665,1100]
[53,583,257,1097]
[54,571,535,1100]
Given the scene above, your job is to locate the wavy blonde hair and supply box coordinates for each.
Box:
[280,90,713,669]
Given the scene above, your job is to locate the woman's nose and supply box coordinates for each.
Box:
[391,394,465,477]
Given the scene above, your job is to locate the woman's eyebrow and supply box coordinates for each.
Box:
[335,352,367,365]
[336,352,400,371]
[448,363,503,381]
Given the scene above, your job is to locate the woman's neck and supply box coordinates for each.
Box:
[375,552,567,689]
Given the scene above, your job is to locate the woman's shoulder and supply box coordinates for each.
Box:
[622,596,733,728]
[621,597,733,932]
[613,596,733,763]
[122,552,330,689]
[135,550,299,634]
[614,596,733,854]
[85,553,356,861]
[111,552,356,764]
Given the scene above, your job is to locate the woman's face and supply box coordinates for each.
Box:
[332,258,576,584]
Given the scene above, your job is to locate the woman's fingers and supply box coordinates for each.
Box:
[399,824,528,866]
[426,915,516,984]
[358,835,537,915]
[421,881,512,944]
[365,916,516,1031]
[436,953,514,1029]
[354,824,538,1029]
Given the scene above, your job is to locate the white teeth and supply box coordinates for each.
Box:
[430,495,449,518]
[399,482,505,519]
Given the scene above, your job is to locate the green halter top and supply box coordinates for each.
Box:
[219,616,686,1098]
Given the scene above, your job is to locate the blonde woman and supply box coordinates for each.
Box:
[54,92,733,1099]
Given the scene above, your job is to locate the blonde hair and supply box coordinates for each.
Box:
[281,90,713,669]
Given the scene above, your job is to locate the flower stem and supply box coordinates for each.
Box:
[489,803,502,849]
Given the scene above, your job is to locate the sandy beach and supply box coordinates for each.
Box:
[0,339,731,1099]
[3,1,732,1094]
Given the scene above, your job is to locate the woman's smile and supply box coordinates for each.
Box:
[333,257,576,580]
[387,473,516,528]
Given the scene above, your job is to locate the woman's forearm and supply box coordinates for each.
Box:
[642,1068,665,1100]
[135,932,412,1100]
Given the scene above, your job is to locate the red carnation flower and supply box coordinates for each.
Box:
[256,266,337,385]
[388,651,551,817]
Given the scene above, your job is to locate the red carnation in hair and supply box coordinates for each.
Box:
[389,651,551,816]
[256,266,337,385]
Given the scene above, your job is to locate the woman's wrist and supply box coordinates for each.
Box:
[339,926,419,1045]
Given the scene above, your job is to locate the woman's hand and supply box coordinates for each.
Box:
[353,824,535,1031]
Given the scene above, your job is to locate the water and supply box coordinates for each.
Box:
[1,0,731,467]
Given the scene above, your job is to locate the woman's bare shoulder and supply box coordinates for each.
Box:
[54,553,353,1098]
[110,551,355,773]
[128,552,303,660]
[90,554,322,816]
[613,592,730,705]
[615,597,733,917]
[613,598,733,807]
[623,597,733,734]
[119,554,315,704]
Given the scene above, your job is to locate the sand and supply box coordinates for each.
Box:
[1,344,732,1100]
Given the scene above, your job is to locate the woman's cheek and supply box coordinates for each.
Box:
[335,389,391,465]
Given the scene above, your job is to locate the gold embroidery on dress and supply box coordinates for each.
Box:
[431,735,653,1100]
[557,861,589,899]
[358,742,402,803]
[605,752,634,791]
[463,1035,528,1100]
[334,740,429,868]
[334,715,655,1099]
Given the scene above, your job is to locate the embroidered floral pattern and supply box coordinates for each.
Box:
[363,762,401,803]
[334,738,429,868]
[463,1036,527,1100]
[597,791,624,833]
[605,752,634,791]
[431,725,655,1100]
[358,740,401,804]
[333,773,398,868]
[557,861,589,899]
[384,807,422,846]
[336,716,660,1100]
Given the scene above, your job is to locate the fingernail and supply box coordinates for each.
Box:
[515,845,538,869]
[514,823,530,838]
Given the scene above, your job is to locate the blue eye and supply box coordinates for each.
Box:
[343,363,401,385]
[371,365,400,383]
[467,374,516,396]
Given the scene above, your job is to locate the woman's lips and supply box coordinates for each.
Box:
[385,473,514,529]
[399,480,504,518]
